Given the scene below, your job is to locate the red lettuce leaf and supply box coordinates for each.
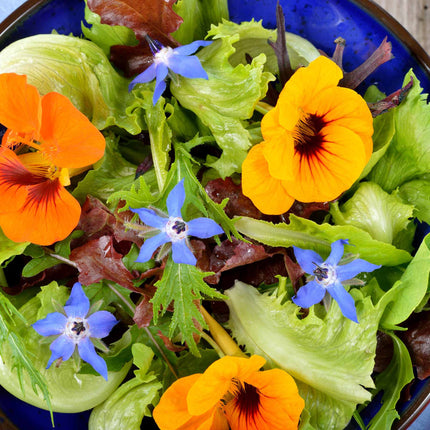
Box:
[70,235,140,292]
[87,0,183,76]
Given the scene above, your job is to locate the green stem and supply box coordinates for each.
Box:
[254,101,273,116]
[107,282,178,379]
[199,330,225,358]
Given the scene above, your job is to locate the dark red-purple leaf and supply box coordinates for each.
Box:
[400,310,430,380]
[205,177,263,219]
[133,295,153,327]
[87,0,183,76]
[77,196,143,247]
[70,235,140,293]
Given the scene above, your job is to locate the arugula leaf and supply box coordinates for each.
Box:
[152,255,225,356]
[235,215,411,266]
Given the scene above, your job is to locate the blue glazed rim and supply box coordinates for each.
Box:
[0,0,430,429]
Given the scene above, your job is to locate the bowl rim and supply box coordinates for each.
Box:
[0,0,430,428]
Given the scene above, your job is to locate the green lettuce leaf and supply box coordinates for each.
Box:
[0,34,142,134]
[225,281,394,430]
[365,333,413,430]
[398,178,430,224]
[0,282,130,412]
[330,182,414,248]
[73,133,138,204]
[172,0,229,44]
[170,33,275,177]
[368,70,430,191]
[379,234,430,329]
[82,0,138,56]
[207,19,320,73]
[88,344,162,430]
[0,228,28,267]
[234,215,411,266]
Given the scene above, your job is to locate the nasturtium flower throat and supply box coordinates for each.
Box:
[153,355,305,430]
[241,56,374,215]
[130,179,224,266]
[293,239,381,322]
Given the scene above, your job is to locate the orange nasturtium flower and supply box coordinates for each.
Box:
[0,73,105,245]
[153,355,305,430]
[242,55,374,214]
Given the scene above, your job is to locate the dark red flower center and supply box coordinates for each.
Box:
[233,381,261,422]
[293,113,326,159]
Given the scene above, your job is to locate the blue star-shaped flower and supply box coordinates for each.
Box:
[129,39,211,105]
[292,239,380,323]
[32,282,118,381]
[130,179,224,266]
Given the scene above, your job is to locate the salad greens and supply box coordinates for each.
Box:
[0,0,430,429]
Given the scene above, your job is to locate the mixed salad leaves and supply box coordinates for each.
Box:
[1,0,430,429]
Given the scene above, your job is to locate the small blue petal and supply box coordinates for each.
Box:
[87,311,118,339]
[136,232,171,263]
[152,64,169,104]
[173,40,212,56]
[166,179,185,218]
[33,312,67,337]
[187,218,224,239]
[130,207,167,229]
[171,240,197,265]
[336,259,381,282]
[64,283,90,318]
[129,63,157,90]
[292,280,325,309]
[325,239,348,266]
[78,337,108,381]
[47,335,75,368]
[168,55,209,80]
[328,281,358,323]
[293,247,323,275]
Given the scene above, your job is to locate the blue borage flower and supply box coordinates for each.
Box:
[292,239,380,323]
[130,179,224,266]
[32,282,118,381]
[129,37,211,105]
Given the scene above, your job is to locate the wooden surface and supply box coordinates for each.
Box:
[373,0,430,52]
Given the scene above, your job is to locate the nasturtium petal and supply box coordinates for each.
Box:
[40,92,106,168]
[241,143,294,214]
[0,179,81,245]
[0,73,41,135]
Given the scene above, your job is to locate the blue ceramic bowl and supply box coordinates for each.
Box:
[1,0,430,429]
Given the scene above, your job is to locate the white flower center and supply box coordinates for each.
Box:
[65,317,90,343]
[154,46,174,65]
[165,217,189,242]
[313,263,337,288]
